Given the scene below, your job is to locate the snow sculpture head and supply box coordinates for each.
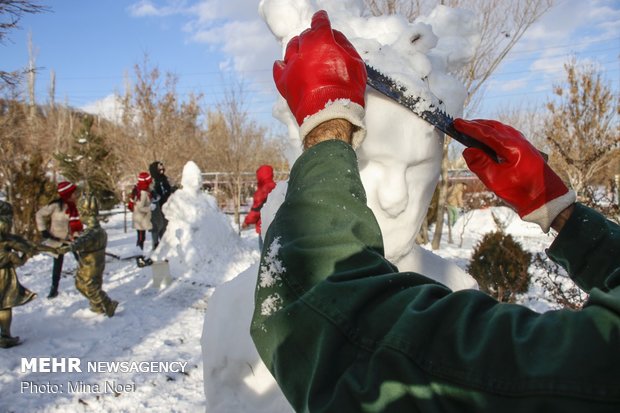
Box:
[357,91,443,261]
[181,161,203,194]
[260,1,478,268]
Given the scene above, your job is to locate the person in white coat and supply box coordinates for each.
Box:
[132,172,154,267]
[35,181,83,298]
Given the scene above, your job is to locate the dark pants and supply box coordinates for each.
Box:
[51,252,78,293]
[151,206,168,250]
[136,230,146,250]
[50,254,65,293]
[151,218,168,250]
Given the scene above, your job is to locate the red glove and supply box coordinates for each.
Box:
[273,10,367,148]
[454,119,575,232]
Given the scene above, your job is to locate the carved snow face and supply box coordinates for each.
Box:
[356,89,443,262]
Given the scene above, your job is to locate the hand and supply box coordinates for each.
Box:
[56,245,72,255]
[9,252,27,266]
[273,10,367,148]
[36,244,58,255]
[453,119,575,233]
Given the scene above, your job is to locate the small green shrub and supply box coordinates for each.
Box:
[468,231,532,303]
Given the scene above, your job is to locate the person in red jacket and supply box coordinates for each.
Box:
[242,165,276,250]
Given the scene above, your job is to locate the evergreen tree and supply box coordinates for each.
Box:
[55,114,120,209]
[11,151,56,239]
[467,230,532,303]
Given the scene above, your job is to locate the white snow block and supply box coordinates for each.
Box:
[151,260,172,288]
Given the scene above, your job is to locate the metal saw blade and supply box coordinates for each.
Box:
[365,64,500,162]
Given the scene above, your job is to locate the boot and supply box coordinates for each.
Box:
[47,288,58,299]
[89,304,105,314]
[0,335,20,348]
[105,300,119,318]
[136,256,146,268]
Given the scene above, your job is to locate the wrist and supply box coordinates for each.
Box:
[521,189,576,233]
[551,203,575,233]
[304,119,355,150]
[299,100,365,149]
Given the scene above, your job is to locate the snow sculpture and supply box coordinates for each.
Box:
[203,2,481,411]
[152,161,255,286]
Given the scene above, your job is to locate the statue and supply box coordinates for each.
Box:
[0,201,37,348]
[57,194,118,317]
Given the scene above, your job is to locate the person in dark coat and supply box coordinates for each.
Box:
[242,165,277,250]
[148,161,174,249]
[250,11,620,412]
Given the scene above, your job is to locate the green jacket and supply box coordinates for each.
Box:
[250,140,620,413]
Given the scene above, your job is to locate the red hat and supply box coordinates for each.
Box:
[256,165,274,184]
[138,172,152,183]
[57,181,77,200]
[137,172,152,191]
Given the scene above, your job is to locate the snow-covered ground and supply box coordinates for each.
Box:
[0,205,259,413]
[1,201,569,412]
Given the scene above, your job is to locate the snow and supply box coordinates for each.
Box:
[2,177,573,412]
[150,161,256,286]
[1,162,260,412]
[1,3,580,413]
[82,94,125,124]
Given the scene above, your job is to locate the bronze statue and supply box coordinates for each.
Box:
[0,201,37,348]
[57,194,118,317]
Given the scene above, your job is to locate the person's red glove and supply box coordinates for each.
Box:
[453,119,576,233]
[273,10,367,148]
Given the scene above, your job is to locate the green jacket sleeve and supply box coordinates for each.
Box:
[251,140,620,413]
[547,202,620,293]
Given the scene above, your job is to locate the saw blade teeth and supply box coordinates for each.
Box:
[437,109,454,122]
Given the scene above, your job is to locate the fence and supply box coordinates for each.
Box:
[201,171,289,214]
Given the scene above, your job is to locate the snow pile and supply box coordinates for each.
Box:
[201,263,293,413]
[152,161,257,287]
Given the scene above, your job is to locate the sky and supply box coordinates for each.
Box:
[2,0,619,132]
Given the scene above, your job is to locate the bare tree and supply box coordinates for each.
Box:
[365,0,554,104]
[455,0,554,111]
[366,0,421,19]
[0,0,48,87]
[496,103,548,151]
[366,1,555,248]
[26,30,36,116]
[544,59,620,200]
[204,82,286,227]
[117,56,208,184]
[0,96,64,235]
